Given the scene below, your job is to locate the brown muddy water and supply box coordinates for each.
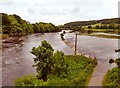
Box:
[1,31,119,86]
[2,32,73,86]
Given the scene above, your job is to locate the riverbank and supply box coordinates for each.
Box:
[89,33,120,39]
[2,32,74,86]
[2,37,24,48]
[64,39,111,86]
[64,39,97,59]
[2,31,119,86]
[63,32,118,86]
[70,31,120,39]
[15,55,97,86]
[102,67,120,87]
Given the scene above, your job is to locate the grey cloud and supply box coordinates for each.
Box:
[27,8,35,14]
[62,8,69,12]
[70,7,80,13]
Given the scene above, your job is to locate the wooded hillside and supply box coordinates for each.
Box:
[1,13,61,37]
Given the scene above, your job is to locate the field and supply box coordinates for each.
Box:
[82,23,120,34]
[83,29,120,34]
[15,55,97,87]
[89,34,120,39]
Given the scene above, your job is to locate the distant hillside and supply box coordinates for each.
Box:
[2,13,61,37]
[63,18,120,28]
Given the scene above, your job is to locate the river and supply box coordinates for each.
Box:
[2,32,73,86]
[1,31,119,86]
[64,32,119,86]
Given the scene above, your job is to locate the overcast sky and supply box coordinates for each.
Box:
[0,0,119,25]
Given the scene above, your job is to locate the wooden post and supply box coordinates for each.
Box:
[75,33,77,55]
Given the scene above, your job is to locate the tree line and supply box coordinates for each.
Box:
[63,18,120,27]
[60,18,120,30]
[2,13,61,37]
[88,24,120,29]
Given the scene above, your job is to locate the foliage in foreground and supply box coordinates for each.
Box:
[102,67,120,88]
[103,50,120,88]
[31,40,68,81]
[15,40,97,86]
[15,55,97,86]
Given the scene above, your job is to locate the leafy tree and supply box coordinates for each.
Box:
[109,49,120,67]
[31,40,54,81]
[2,13,61,37]
[102,25,108,29]
[87,30,93,34]
[95,25,99,29]
[108,24,115,29]
[60,33,64,40]
[31,40,68,81]
[100,25,103,29]
[115,58,120,67]
[2,13,11,26]
[52,51,68,78]
[115,49,120,52]
[88,25,92,29]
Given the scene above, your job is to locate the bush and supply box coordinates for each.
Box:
[102,67,120,88]
[109,59,114,63]
[88,25,92,29]
[15,41,97,86]
[31,40,68,81]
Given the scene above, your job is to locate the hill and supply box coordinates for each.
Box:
[59,18,120,34]
[63,18,120,27]
[1,13,61,38]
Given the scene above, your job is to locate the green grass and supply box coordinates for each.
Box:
[80,29,120,36]
[15,55,97,87]
[89,34,120,39]
[82,23,120,34]
[84,28,119,32]
[102,67,120,88]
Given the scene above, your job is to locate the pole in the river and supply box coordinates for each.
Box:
[75,33,77,55]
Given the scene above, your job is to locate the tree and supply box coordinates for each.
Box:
[95,25,99,29]
[31,40,54,81]
[109,49,120,67]
[108,24,115,29]
[52,51,68,77]
[115,49,120,67]
[31,40,68,81]
[87,30,93,34]
[60,33,64,40]
[2,13,11,26]
[115,58,120,67]
[102,25,108,29]
[2,13,61,37]
[88,25,92,29]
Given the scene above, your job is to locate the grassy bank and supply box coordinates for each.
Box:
[15,55,97,87]
[83,28,120,34]
[102,67,120,88]
[89,34,120,39]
